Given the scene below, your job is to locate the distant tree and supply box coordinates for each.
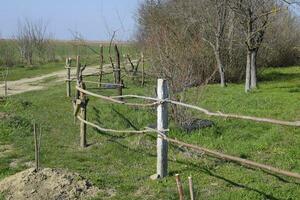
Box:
[230,0,279,92]
[16,19,53,65]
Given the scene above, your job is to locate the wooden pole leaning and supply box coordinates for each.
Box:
[114,45,123,99]
[176,174,185,200]
[156,79,169,178]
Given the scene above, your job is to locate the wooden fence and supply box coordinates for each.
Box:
[69,61,300,181]
[0,67,8,97]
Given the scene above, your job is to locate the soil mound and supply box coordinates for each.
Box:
[0,168,101,200]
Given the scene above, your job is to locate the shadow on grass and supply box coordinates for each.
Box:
[172,158,287,200]
[89,106,297,200]
[260,71,300,82]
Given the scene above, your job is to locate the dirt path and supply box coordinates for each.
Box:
[0,64,111,96]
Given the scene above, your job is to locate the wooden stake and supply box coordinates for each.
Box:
[66,58,72,97]
[4,80,7,97]
[141,52,145,86]
[175,174,185,200]
[33,122,39,171]
[3,67,8,97]
[99,45,104,88]
[76,55,81,82]
[80,82,87,148]
[114,45,122,98]
[188,176,195,200]
[156,79,168,178]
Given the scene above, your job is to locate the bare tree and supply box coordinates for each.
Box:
[16,19,53,65]
[199,0,229,87]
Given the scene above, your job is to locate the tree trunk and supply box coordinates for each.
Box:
[245,51,251,93]
[215,52,226,87]
[214,37,226,87]
[250,50,258,89]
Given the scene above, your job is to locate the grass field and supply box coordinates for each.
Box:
[0,66,299,199]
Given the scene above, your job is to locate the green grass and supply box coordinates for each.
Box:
[0,66,299,199]
[1,62,64,81]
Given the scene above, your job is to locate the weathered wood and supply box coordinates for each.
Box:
[141,52,145,86]
[188,176,195,200]
[175,174,185,200]
[80,82,87,148]
[149,127,300,180]
[156,79,169,178]
[76,86,157,107]
[66,58,72,97]
[126,54,135,71]
[3,67,8,97]
[76,55,81,84]
[167,99,300,127]
[99,45,104,88]
[114,45,122,98]
[33,122,39,171]
[4,80,7,97]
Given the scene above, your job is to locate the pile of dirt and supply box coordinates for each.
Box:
[0,168,101,200]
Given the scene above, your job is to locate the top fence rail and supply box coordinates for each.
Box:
[75,85,300,127]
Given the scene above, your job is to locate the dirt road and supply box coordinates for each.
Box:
[0,64,110,96]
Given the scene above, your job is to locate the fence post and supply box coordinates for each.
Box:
[66,58,72,97]
[156,79,169,178]
[79,82,87,148]
[99,45,104,88]
[114,45,122,98]
[188,176,195,200]
[4,80,7,97]
[141,52,145,86]
[175,174,185,200]
[33,122,38,171]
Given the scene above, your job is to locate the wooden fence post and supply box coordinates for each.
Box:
[99,45,104,88]
[176,174,185,200]
[188,176,195,200]
[156,79,169,178]
[80,82,87,148]
[4,80,7,97]
[76,56,81,83]
[114,45,122,98]
[2,67,8,97]
[33,122,41,171]
[66,58,72,97]
[141,52,145,86]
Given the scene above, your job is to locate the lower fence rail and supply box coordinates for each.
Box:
[73,78,300,181]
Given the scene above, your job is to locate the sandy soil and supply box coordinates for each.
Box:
[0,168,101,200]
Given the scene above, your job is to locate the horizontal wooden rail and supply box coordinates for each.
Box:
[76,86,159,107]
[83,80,123,86]
[146,127,300,180]
[166,100,300,127]
[75,115,300,180]
[77,116,157,134]
[75,86,300,127]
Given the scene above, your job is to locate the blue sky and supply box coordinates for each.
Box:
[0,0,143,41]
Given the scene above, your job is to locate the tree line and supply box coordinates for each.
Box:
[137,0,300,93]
[0,19,55,67]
